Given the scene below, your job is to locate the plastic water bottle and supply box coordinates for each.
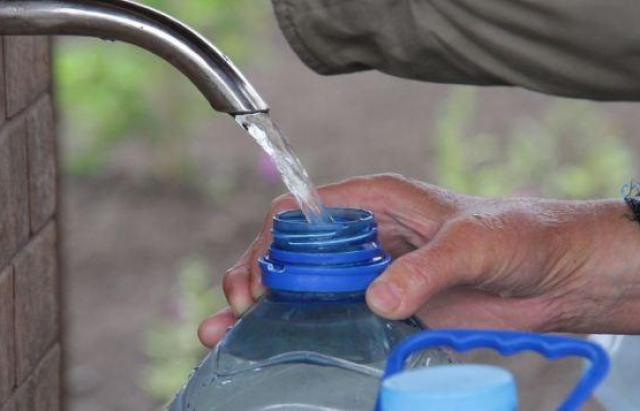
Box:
[377,329,610,411]
[169,208,452,411]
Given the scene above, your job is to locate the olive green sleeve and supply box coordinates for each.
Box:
[271,0,640,101]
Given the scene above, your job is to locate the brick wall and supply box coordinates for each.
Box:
[0,36,61,411]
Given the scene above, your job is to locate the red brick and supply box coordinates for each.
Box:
[0,265,14,404]
[0,36,6,126]
[27,96,57,232]
[1,345,60,411]
[13,223,58,383]
[4,36,50,118]
[0,119,29,268]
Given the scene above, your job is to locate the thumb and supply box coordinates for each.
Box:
[366,237,480,319]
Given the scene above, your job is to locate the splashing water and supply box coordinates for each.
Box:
[235,113,332,224]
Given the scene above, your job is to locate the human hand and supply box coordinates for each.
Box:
[198,174,640,348]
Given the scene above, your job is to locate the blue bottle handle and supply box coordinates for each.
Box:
[376,329,609,411]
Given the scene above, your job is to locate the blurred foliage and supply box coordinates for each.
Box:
[431,88,636,198]
[141,258,227,407]
[55,0,269,177]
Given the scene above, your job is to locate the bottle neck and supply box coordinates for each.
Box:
[266,289,367,304]
[261,208,390,293]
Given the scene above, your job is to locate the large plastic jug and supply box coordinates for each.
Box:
[378,329,610,411]
[169,208,452,410]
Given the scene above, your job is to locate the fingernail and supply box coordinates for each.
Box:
[368,281,402,313]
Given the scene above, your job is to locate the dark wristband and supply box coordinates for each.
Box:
[624,182,640,225]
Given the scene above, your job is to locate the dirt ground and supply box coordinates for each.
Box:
[60,17,639,411]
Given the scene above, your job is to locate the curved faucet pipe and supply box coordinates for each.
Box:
[0,0,269,115]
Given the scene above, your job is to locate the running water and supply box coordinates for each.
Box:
[235,113,332,224]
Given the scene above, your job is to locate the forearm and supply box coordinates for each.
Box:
[272,0,640,101]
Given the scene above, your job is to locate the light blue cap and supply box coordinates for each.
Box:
[380,364,517,411]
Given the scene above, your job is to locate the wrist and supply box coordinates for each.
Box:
[563,199,640,333]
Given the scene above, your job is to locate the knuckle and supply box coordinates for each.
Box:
[450,216,486,239]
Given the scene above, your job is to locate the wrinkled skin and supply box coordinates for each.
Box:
[199,174,640,347]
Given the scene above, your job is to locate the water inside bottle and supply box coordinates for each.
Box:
[235,113,332,225]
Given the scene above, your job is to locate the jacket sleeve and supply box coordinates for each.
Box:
[271,0,640,101]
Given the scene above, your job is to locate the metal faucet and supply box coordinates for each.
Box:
[0,0,269,115]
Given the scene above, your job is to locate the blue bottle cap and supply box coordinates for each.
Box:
[381,364,517,411]
[377,329,610,411]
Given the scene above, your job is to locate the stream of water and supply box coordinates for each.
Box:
[234,113,332,225]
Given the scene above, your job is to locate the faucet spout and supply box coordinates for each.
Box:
[0,0,269,114]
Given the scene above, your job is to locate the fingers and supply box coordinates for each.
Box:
[315,174,429,215]
[366,228,481,319]
[198,307,236,348]
[222,184,351,315]
[317,175,459,255]
[247,234,270,300]
[247,194,299,297]
[224,194,300,312]
[223,263,254,316]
